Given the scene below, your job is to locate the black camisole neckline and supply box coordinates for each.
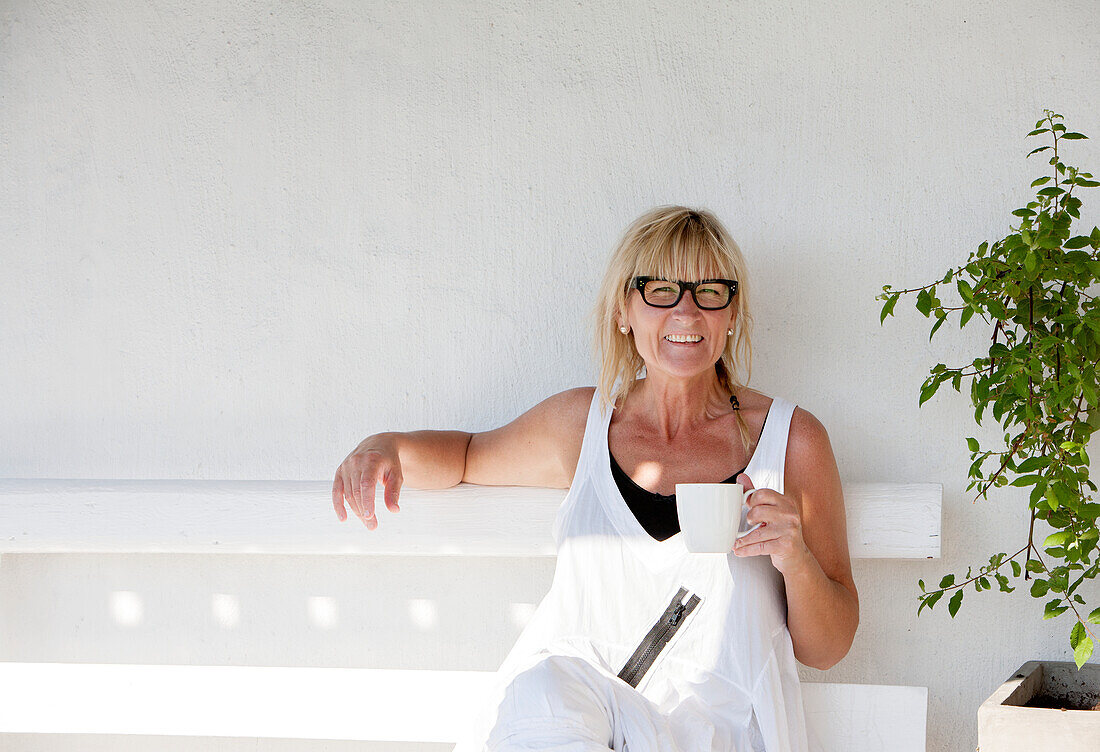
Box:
[608,411,768,542]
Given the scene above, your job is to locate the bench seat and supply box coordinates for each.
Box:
[0,479,939,750]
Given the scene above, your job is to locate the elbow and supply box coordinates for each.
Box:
[795,612,858,671]
[797,639,854,671]
[804,652,846,672]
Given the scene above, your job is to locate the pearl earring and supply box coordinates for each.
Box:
[619,326,629,334]
[727,328,733,336]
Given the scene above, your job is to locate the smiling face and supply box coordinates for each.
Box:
[593,206,753,407]
[620,277,736,383]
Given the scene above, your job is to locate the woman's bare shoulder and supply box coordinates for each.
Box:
[786,404,831,452]
[543,385,596,441]
[783,404,842,504]
[547,385,598,411]
[737,386,774,421]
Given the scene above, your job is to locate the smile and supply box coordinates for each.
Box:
[664,334,703,343]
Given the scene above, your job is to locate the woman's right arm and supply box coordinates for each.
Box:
[332,386,594,530]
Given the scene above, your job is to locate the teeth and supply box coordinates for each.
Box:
[665,334,702,343]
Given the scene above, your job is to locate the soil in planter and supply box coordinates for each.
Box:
[1023,693,1100,710]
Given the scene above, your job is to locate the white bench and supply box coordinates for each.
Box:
[0,479,940,750]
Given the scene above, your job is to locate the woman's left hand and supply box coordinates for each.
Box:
[732,473,815,577]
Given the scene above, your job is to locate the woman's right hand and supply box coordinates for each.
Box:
[332,435,402,530]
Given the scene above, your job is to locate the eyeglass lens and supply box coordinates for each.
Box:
[641,280,732,309]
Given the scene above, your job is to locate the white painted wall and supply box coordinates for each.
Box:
[2,1,1098,750]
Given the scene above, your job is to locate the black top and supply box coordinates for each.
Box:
[609,412,767,542]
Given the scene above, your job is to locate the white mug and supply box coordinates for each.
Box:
[675,482,763,553]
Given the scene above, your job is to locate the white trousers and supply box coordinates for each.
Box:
[483,654,684,752]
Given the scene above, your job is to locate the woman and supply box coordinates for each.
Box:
[333,206,858,751]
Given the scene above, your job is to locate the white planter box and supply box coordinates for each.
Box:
[977,661,1100,751]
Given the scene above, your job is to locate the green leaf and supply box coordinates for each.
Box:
[939,574,955,589]
[1028,146,1052,157]
[915,289,932,317]
[1011,474,1042,487]
[1037,233,1061,250]
[919,379,939,407]
[1076,635,1094,669]
[957,279,974,302]
[1031,578,1050,597]
[1045,598,1069,619]
[1027,128,1049,137]
[1062,132,1088,140]
[929,315,947,340]
[1072,623,1094,669]
[1085,381,1099,408]
[1075,179,1100,188]
[967,437,979,452]
[948,589,964,617]
[1024,250,1038,275]
[1026,559,1045,574]
[1045,531,1073,548]
[1065,235,1092,249]
[960,306,975,327]
[1088,607,1100,625]
[1011,560,1022,577]
[919,589,944,615]
[879,294,898,324]
[1017,455,1050,473]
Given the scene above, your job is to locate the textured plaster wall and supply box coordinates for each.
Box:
[2,1,1099,750]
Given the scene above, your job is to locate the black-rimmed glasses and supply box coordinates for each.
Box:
[630,277,737,310]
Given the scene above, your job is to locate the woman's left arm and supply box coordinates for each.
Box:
[733,407,859,670]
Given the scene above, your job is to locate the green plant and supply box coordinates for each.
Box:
[878,110,1100,668]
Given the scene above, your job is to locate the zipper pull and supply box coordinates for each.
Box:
[669,602,686,626]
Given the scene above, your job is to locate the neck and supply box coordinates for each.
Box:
[631,372,730,441]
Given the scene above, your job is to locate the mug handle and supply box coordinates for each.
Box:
[735,488,763,539]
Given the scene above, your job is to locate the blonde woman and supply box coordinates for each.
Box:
[333,206,858,751]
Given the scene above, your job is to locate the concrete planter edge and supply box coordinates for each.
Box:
[977,660,1100,751]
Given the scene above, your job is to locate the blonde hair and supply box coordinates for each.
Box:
[591,205,755,450]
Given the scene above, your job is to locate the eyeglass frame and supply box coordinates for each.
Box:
[628,276,738,310]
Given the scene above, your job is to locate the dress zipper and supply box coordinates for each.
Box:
[617,587,702,688]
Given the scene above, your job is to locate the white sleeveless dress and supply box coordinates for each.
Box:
[456,390,810,752]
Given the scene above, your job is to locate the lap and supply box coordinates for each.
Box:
[486,654,681,752]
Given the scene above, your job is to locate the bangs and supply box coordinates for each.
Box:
[629,215,736,282]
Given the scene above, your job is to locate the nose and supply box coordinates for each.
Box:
[672,289,704,314]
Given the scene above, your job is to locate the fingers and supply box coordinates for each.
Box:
[358,473,378,530]
[332,476,347,521]
[333,464,375,528]
[382,467,402,513]
[736,473,755,491]
[334,446,403,530]
[733,530,778,556]
[733,535,781,558]
[734,522,779,550]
